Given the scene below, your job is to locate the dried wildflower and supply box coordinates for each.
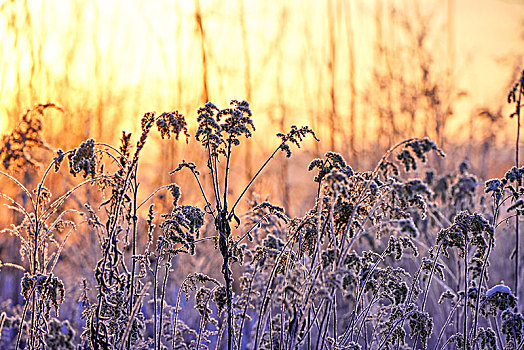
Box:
[156,110,189,141]
[501,309,524,348]
[252,201,288,222]
[277,125,319,157]
[481,283,516,317]
[170,160,200,175]
[505,166,524,186]
[33,185,51,206]
[507,199,524,213]
[194,102,222,153]
[213,286,227,315]
[195,287,215,323]
[21,272,65,317]
[485,178,503,200]
[54,148,65,172]
[474,327,498,350]
[161,205,205,255]
[398,219,419,237]
[68,138,97,178]
[45,318,75,350]
[448,333,465,348]
[119,131,132,159]
[218,99,255,145]
[438,290,456,304]
[308,151,353,183]
[181,273,219,301]
[397,137,444,172]
[392,179,432,218]
[0,103,61,171]
[437,211,493,258]
[378,306,407,349]
[193,99,255,161]
[420,253,445,282]
[397,150,416,172]
[131,112,156,166]
[408,310,433,348]
[140,111,155,131]
[263,234,285,250]
[168,183,181,206]
[450,174,478,206]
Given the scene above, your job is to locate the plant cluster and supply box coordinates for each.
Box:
[0,82,523,350]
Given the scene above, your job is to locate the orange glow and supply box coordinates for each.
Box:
[0,0,522,150]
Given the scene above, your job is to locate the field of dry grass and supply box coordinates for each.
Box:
[0,73,522,349]
[1,1,524,349]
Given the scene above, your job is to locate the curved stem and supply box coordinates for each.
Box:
[377,310,416,350]
[0,170,36,214]
[237,266,258,348]
[228,145,281,220]
[421,243,443,312]
[435,294,464,350]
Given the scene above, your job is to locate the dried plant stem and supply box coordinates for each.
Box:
[16,280,39,350]
[377,310,416,350]
[119,282,150,350]
[463,241,469,350]
[237,266,258,348]
[316,300,331,350]
[253,228,302,348]
[421,243,443,312]
[157,257,171,350]
[29,219,40,348]
[93,150,142,348]
[471,235,493,342]
[217,211,233,350]
[228,145,281,221]
[346,248,389,343]
[127,173,139,350]
[153,252,160,350]
[515,71,522,298]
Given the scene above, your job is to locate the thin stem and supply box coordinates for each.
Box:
[347,248,390,342]
[471,235,493,342]
[207,147,221,211]
[174,166,215,218]
[0,170,36,213]
[119,282,151,350]
[253,225,303,349]
[463,241,469,350]
[435,294,465,350]
[15,282,37,350]
[127,174,139,350]
[513,70,523,302]
[223,141,232,210]
[422,243,443,312]
[228,145,281,220]
[237,266,258,348]
[377,310,416,350]
[157,257,171,350]
[316,301,331,350]
[153,252,160,350]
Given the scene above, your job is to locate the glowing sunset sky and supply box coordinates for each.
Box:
[0,0,522,146]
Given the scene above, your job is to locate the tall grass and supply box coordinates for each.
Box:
[0,77,524,348]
